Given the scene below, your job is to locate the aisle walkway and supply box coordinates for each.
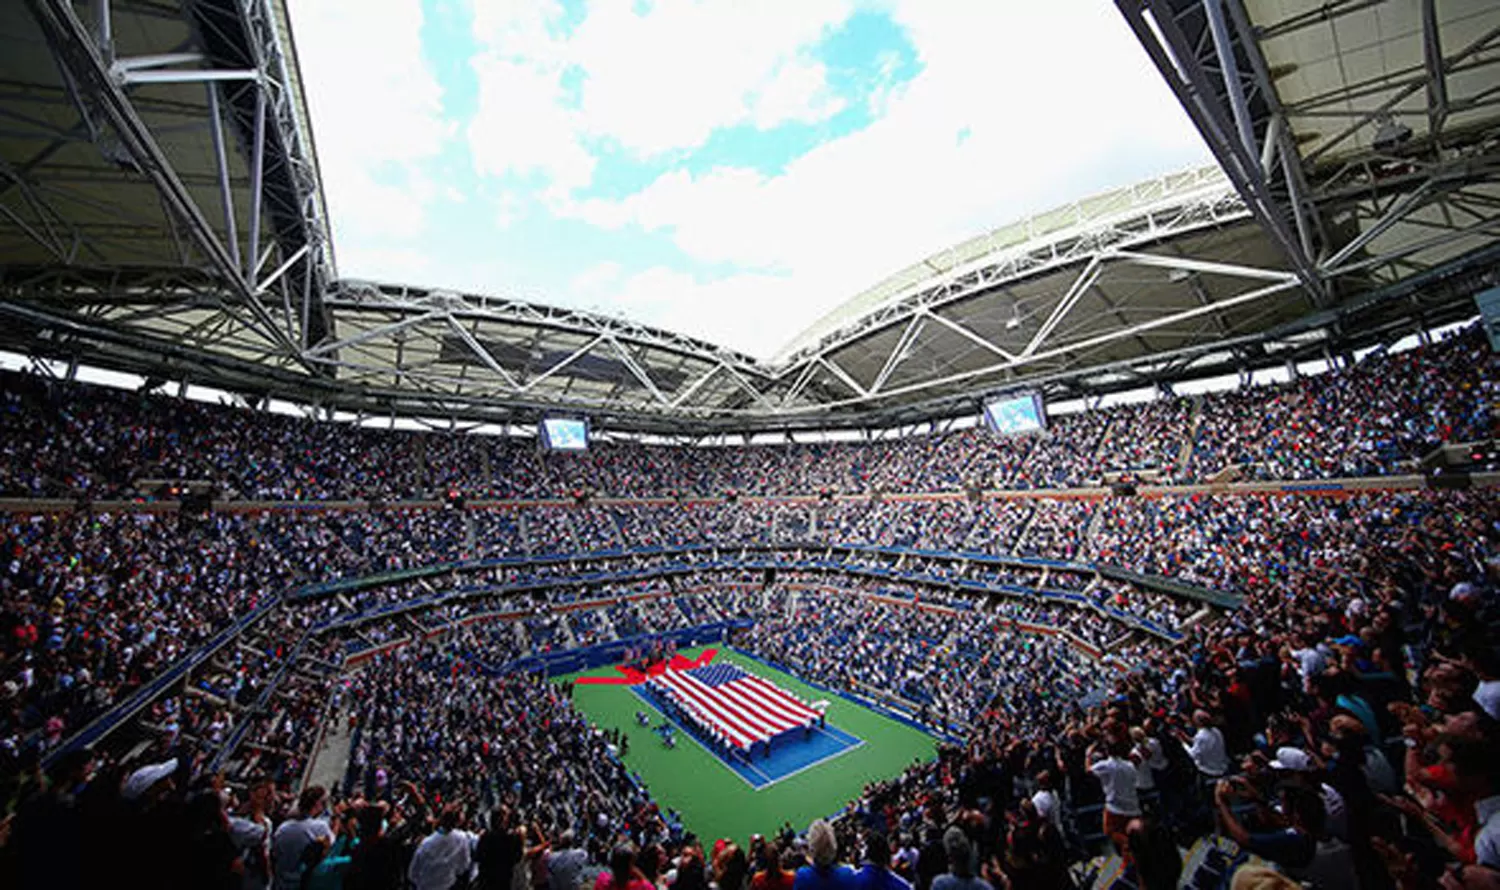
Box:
[304,703,353,793]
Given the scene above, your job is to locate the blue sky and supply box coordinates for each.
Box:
[289,0,1210,359]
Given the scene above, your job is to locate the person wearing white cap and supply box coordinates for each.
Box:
[1268,747,1348,841]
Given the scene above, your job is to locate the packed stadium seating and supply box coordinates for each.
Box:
[0,324,1496,890]
[2,326,1493,501]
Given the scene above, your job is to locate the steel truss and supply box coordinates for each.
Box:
[4,0,1496,435]
[762,169,1304,412]
[1116,0,1500,302]
[13,0,332,366]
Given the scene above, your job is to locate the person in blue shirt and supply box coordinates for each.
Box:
[793,820,857,890]
[853,833,910,890]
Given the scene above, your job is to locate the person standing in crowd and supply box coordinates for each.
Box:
[750,839,797,890]
[228,775,276,890]
[475,806,525,890]
[795,820,856,890]
[271,786,333,890]
[929,828,991,890]
[1182,711,1230,780]
[345,802,403,890]
[1088,738,1141,862]
[1029,772,1062,833]
[854,833,910,890]
[547,830,589,890]
[595,844,654,890]
[408,804,474,890]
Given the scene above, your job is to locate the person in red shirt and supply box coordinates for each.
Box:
[750,839,796,890]
[595,844,654,890]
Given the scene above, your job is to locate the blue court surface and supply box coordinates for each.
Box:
[632,684,864,789]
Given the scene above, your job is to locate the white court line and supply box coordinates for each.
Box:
[628,686,774,789]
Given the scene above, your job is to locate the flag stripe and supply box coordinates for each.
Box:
[676,671,791,736]
[654,673,753,745]
[656,672,764,747]
[680,673,802,737]
[749,676,818,718]
[652,664,818,750]
[716,674,811,727]
[743,676,819,721]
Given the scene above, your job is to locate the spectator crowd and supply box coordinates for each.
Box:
[0,323,1496,889]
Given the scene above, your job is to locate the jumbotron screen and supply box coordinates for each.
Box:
[982,391,1047,435]
[540,417,589,451]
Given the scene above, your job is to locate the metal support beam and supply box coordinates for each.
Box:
[205,84,240,273]
[1321,184,1437,271]
[1111,251,1297,282]
[110,52,205,72]
[670,364,724,409]
[608,336,669,405]
[1203,0,1256,157]
[25,0,302,360]
[245,84,266,282]
[923,311,1018,362]
[1118,0,1325,303]
[257,242,308,294]
[119,68,260,86]
[302,310,445,358]
[1025,257,1102,356]
[870,315,926,394]
[1421,0,1448,139]
[445,316,522,390]
[818,357,868,399]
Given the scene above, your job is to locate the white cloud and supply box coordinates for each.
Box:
[467,56,596,196]
[335,244,432,286]
[749,56,846,130]
[298,0,1210,360]
[290,0,446,259]
[570,260,623,294]
[468,0,853,172]
[555,0,1210,358]
[601,267,792,356]
[562,0,852,154]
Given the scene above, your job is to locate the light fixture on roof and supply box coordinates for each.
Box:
[1371,113,1413,152]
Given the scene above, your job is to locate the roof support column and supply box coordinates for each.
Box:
[246,84,266,282]
[205,84,241,273]
[1203,0,1256,157]
[1421,0,1448,139]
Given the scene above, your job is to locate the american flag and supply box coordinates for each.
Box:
[652,663,820,749]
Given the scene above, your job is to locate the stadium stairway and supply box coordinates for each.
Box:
[303,701,354,794]
[1011,503,1040,551]
[1178,395,1205,470]
[597,605,620,640]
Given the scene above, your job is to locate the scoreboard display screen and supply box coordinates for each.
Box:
[540,417,589,451]
[982,392,1047,435]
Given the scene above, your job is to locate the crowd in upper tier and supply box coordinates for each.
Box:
[1,326,1494,502]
